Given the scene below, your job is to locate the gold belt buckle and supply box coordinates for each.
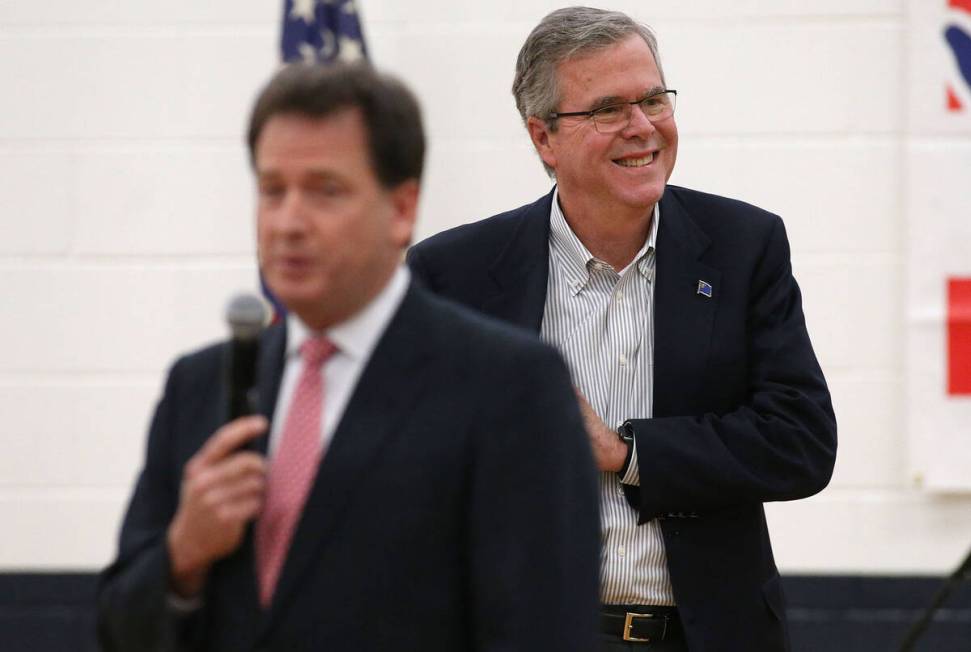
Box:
[623,612,654,642]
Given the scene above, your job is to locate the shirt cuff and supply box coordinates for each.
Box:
[619,438,640,486]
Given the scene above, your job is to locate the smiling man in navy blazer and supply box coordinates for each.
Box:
[408,7,837,652]
[97,62,600,652]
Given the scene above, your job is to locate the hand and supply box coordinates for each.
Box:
[574,389,628,473]
[166,415,268,597]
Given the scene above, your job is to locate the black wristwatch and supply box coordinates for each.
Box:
[617,421,635,474]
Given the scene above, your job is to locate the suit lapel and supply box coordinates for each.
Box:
[476,186,722,412]
[262,285,434,624]
[256,322,287,453]
[653,191,720,417]
[480,189,554,333]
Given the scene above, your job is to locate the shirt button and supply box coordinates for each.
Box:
[618,545,626,557]
[615,290,624,301]
[619,354,628,367]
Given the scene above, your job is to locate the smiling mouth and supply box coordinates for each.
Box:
[275,256,312,273]
[614,152,655,168]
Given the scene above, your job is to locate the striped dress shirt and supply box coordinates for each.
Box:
[540,189,675,605]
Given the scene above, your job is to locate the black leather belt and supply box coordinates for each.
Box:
[601,605,679,643]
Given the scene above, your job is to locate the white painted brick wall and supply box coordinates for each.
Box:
[2,0,969,576]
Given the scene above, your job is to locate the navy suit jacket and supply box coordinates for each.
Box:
[97,282,601,652]
[407,186,838,652]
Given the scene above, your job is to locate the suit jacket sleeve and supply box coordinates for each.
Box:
[630,216,836,521]
[97,356,203,652]
[468,340,600,652]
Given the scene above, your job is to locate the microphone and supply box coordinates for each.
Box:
[225,293,267,421]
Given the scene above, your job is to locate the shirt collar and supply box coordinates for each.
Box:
[625,203,659,281]
[549,187,596,292]
[548,186,660,294]
[285,266,411,362]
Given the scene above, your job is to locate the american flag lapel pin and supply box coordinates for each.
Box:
[697,280,713,298]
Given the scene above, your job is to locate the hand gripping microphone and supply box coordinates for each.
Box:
[225,293,267,421]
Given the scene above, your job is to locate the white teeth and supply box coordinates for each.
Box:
[616,153,654,167]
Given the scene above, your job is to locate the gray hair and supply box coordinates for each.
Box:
[512,6,665,175]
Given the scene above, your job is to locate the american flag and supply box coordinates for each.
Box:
[263,0,369,322]
[281,0,368,64]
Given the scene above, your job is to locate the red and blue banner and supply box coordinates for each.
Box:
[948,278,971,395]
[906,1,971,490]
[945,0,971,110]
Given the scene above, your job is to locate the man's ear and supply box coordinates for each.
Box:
[527,116,557,170]
[389,179,420,249]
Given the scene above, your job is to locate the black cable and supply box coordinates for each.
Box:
[898,547,971,651]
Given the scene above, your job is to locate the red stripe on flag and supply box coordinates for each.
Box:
[950,0,971,14]
[947,84,964,112]
[948,277,971,395]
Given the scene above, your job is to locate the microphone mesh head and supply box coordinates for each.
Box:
[226,293,267,340]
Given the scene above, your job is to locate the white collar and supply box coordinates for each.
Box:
[549,186,660,289]
[285,266,411,362]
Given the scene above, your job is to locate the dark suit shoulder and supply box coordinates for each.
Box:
[169,338,223,375]
[660,185,793,280]
[160,322,285,404]
[408,192,551,281]
[664,184,781,234]
[407,192,553,310]
[408,283,556,362]
[412,192,548,255]
[147,341,223,418]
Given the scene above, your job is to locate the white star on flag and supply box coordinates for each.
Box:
[337,36,364,62]
[298,42,317,62]
[281,0,368,65]
[289,0,317,22]
[319,28,337,59]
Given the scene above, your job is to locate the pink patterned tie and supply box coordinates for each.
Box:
[256,335,336,607]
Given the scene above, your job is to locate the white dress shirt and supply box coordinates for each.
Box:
[269,265,410,456]
[540,188,674,605]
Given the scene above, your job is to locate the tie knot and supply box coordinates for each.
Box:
[300,336,337,368]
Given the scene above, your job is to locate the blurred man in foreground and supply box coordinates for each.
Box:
[98,62,600,652]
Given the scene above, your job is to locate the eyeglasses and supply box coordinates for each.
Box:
[548,90,677,134]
